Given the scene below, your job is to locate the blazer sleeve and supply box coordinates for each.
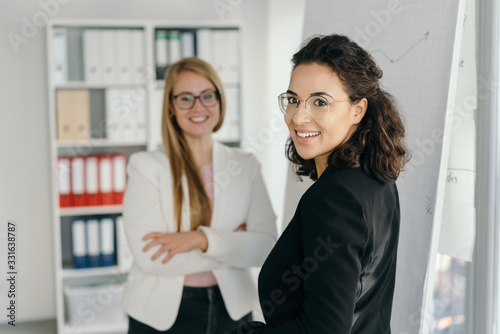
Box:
[231,182,369,334]
[123,152,230,276]
[197,154,277,268]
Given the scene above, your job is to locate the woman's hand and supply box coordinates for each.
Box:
[142,231,208,264]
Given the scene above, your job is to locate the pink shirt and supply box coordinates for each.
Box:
[183,163,218,287]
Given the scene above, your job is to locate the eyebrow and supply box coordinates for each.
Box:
[285,90,334,99]
[173,88,216,96]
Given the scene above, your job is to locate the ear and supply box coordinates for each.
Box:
[351,98,367,124]
[168,101,176,117]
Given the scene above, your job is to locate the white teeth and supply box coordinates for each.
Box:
[191,116,207,122]
[297,131,320,138]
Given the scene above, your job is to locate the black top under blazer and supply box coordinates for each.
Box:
[232,167,400,334]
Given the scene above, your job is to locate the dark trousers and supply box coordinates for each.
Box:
[128,285,252,334]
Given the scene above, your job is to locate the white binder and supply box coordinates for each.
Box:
[105,89,124,140]
[116,216,133,271]
[99,218,115,265]
[116,30,132,84]
[168,30,182,65]
[226,30,240,84]
[86,219,100,267]
[130,30,145,83]
[134,88,147,142]
[52,27,68,83]
[196,29,214,65]
[214,86,240,142]
[71,157,85,199]
[181,31,195,58]
[101,30,117,84]
[83,29,102,82]
[112,155,127,195]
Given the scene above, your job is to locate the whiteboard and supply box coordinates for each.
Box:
[281,1,465,333]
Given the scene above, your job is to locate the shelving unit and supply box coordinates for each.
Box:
[47,18,242,334]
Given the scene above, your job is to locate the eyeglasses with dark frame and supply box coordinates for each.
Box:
[277,92,350,120]
[172,89,219,110]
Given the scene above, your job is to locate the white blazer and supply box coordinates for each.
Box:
[121,141,277,331]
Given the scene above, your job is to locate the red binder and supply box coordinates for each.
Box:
[71,156,87,206]
[99,155,114,205]
[58,157,73,207]
[113,154,127,204]
[85,155,100,206]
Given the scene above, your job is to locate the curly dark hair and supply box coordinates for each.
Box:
[286,34,408,183]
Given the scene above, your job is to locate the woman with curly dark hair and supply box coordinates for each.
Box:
[231,34,408,333]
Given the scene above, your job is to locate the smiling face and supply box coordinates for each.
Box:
[171,70,220,141]
[285,63,367,174]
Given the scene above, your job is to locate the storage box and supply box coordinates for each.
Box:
[64,279,127,326]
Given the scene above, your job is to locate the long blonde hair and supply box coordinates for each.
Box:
[161,57,226,231]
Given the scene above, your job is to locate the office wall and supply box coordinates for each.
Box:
[0,0,273,322]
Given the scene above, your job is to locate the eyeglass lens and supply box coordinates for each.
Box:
[279,94,330,119]
[175,90,218,109]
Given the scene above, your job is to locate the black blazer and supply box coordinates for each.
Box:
[231,167,400,334]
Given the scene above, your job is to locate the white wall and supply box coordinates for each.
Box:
[0,0,278,322]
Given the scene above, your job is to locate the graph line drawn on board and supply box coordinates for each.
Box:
[425,196,433,216]
[371,31,430,63]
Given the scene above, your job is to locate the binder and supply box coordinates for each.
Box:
[85,156,100,206]
[130,30,145,83]
[83,29,102,82]
[99,155,114,205]
[52,27,68,83]
[56,90,90,140]
[155,30,168,80]
[72,219,88,268]
[168,30,182,65]
[100,217,115,266]
[226,30,240,84]
[213,30,228,81]
[116,215,133,271]
[116,30,132,84]
[71,157,87,206]
[101,30,117,84]
[196,29,214,65]
[120,89,136,141]
[58,157,72,207]
[181,31,195,58]
[113,154,127,205]
[105,89,124,141]
[134,88,147,142]
[86,219,101,267]
[214,87,240,142]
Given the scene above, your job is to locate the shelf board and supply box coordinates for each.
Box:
[59,205,123,216]
[61,265,126,279]
[56,139,147,148]
[64,320,128,334]
[55,81,146,89]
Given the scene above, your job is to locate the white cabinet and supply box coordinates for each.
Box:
[47,19,241,334]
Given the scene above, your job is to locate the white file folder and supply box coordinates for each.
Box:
[101,30,117,84]
[86,219,100,267]
[105,89,123,140]
[226,30,240,84]
[116,30,132,84]
[116,216,133,271]
[181,31,195,58]
[113,155,127,196]
[131,30,145,83]
[196,29,214,65]
[83,29,102,82]
[214,86,240,142]
[71,219,87,268]
[52,27,68,83]
[100,218,115,266]
[168,30,182,65]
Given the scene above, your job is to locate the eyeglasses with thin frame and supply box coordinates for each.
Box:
[172,89,219,110]
[278,92,350,120]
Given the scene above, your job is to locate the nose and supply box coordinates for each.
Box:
[292,100,311,124]
[191,96,204,110]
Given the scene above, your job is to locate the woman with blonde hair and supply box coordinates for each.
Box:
[122,57,277,334]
